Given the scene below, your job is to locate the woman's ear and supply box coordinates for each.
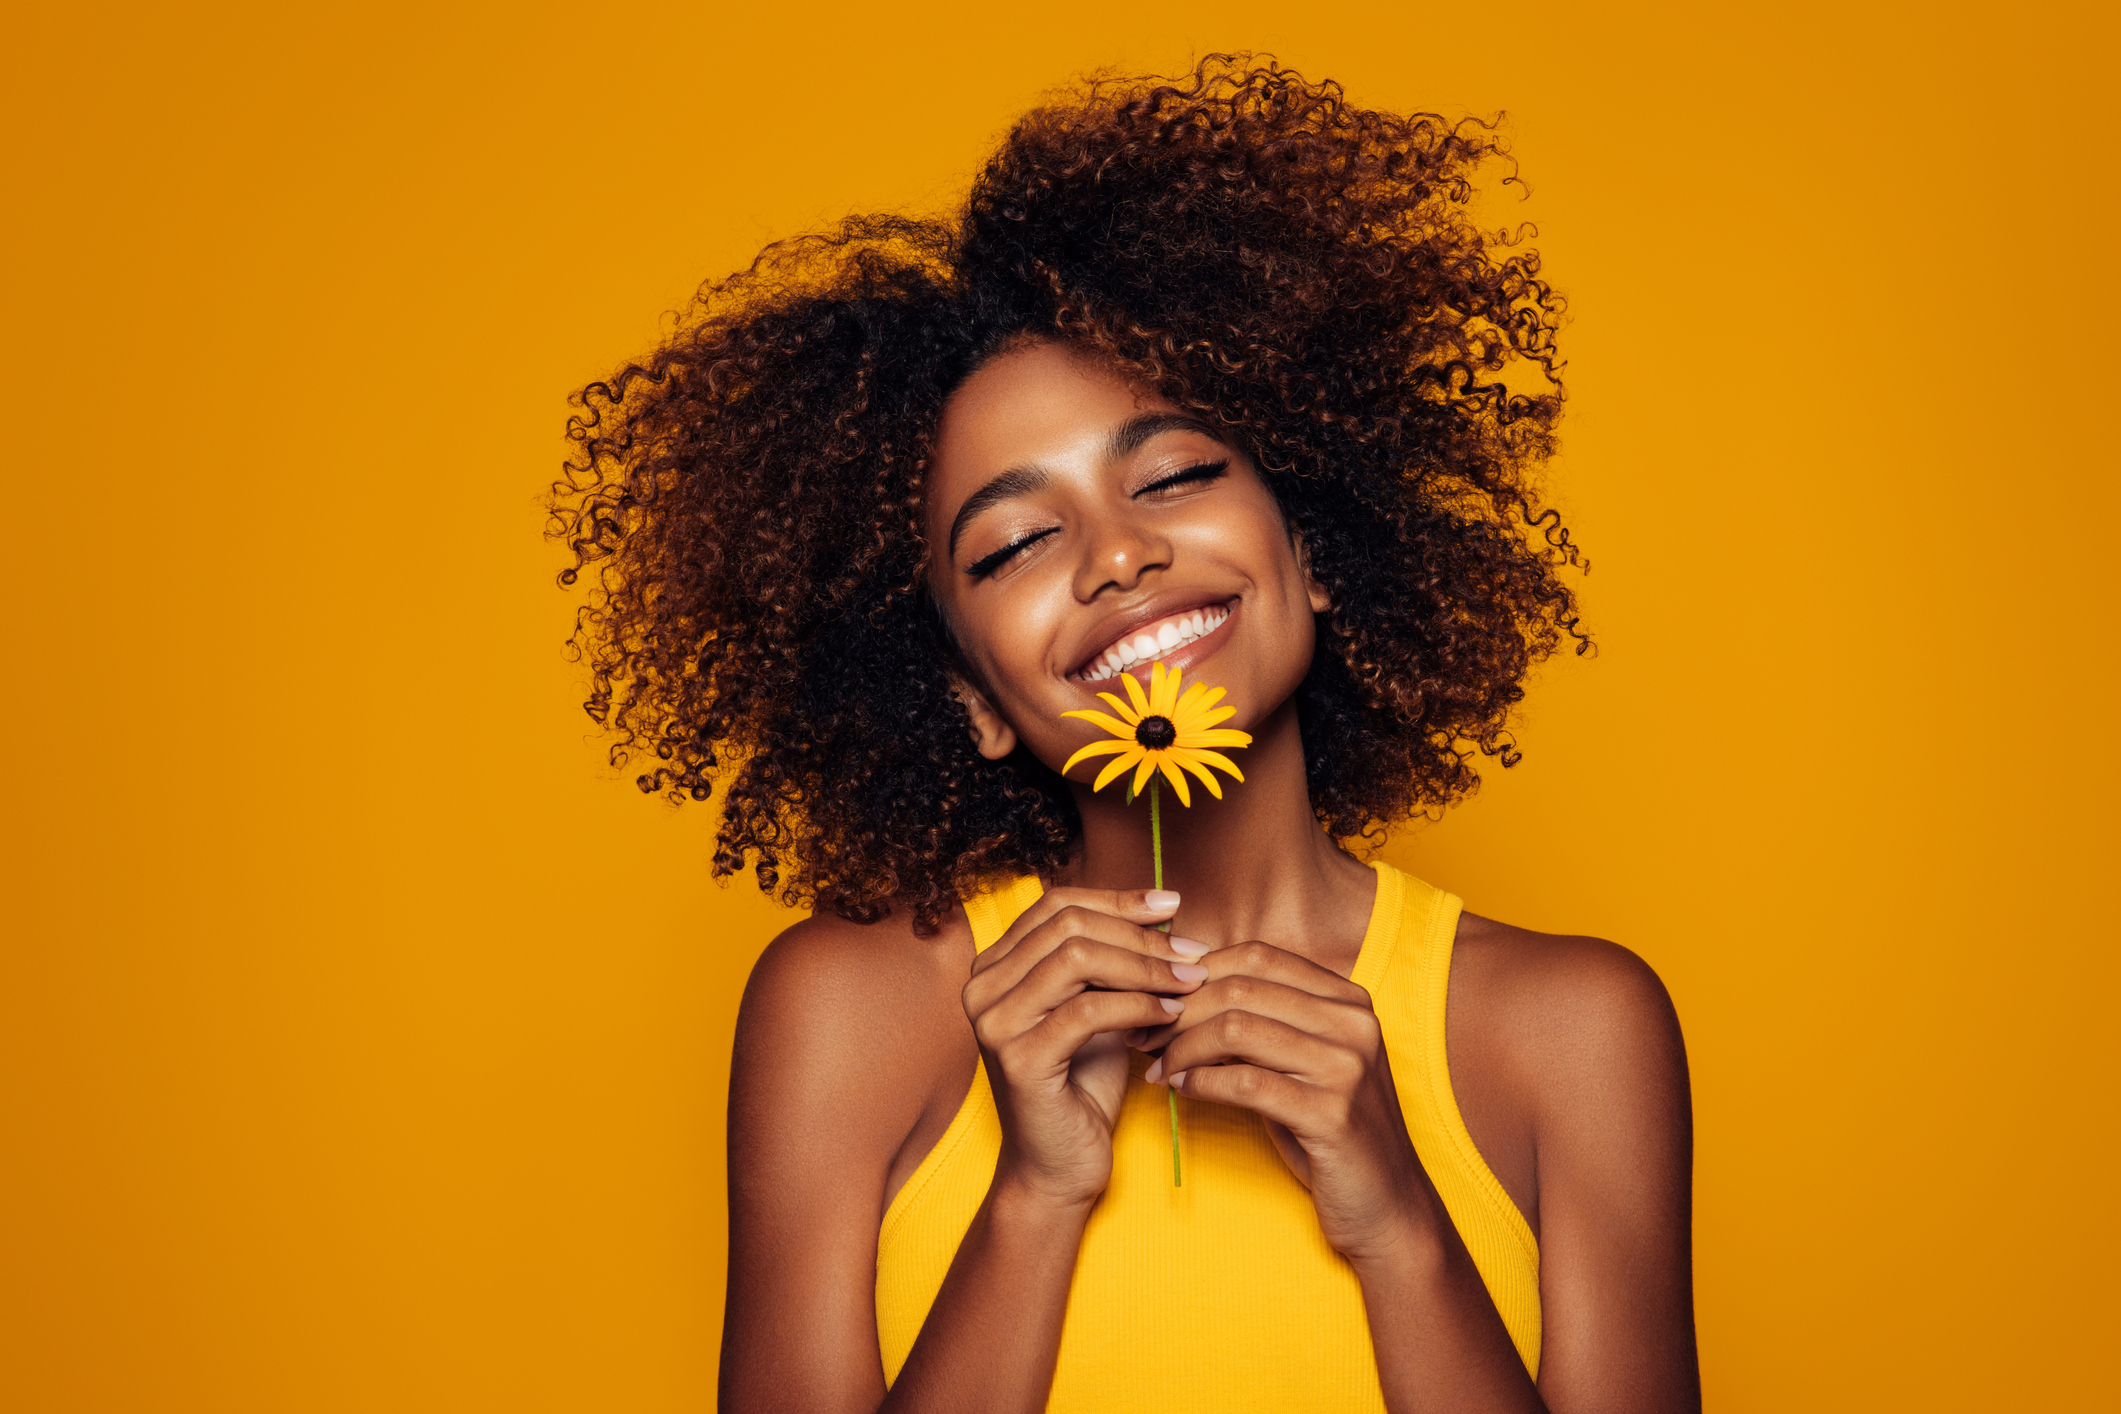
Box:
[950,675,1019,761]
[1293,532,1332,613]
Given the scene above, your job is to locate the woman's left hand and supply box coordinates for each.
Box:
[1130,941,1434,1264]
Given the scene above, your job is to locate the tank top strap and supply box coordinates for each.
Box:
[962,872,1047,953]
[1356,860,1542,1373]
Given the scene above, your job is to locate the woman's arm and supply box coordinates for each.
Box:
[1455,925,1699,1413]
[719,913,966,1413]
[720,890,1202,1414]
[1139,932,1698,1413]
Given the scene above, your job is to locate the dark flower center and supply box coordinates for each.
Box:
[1134,715,1177,750]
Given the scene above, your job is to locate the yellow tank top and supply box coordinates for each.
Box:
[873,861,1541,1407]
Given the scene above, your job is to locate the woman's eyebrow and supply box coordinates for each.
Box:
[945,414,1223,557]
[948,465,1049,556]
[1107,412,1224,460]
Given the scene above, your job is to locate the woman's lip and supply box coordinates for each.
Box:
[1071,597,1238,679]
[1075,602,1238,691]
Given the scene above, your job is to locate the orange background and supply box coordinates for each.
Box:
[5,3,2114,1409]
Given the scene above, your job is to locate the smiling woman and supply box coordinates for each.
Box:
[552,55,1696,1414]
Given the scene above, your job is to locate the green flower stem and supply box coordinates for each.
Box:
[1151,777,1181,1187]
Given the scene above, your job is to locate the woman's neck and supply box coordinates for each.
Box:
[1057,696,1378,973]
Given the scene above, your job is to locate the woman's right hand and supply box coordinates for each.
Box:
[963,887,1209,1208]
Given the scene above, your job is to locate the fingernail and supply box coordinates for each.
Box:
[1123,1027,1147,1047]
[1170,1070,1189,1090]
[1145,1056,1164,1084]
[1144,890,1181,912]
[1166,936,1209,958]
[1159,996,1185,1015]
[1170,962,1208,984]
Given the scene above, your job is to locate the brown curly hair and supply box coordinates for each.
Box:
[550,56,1586,932]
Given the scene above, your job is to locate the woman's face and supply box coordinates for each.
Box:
[925,339,1328,776]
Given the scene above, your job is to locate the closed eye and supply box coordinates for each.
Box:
[966,527,1058,578]
[1136,460,1229,497]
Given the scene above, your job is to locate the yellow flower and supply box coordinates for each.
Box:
[1059,660,1251,807]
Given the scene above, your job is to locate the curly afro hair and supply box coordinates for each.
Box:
[550,55,1586,932]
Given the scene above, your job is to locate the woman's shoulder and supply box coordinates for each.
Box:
[1450,911,1684,1055]
[744,903,974,1014]
[737,902,976,1080]
[1443,911,1691,1234]
[729,901,979,1206]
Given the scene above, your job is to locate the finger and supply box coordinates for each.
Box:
[1187,940,1372,1005]
[1132,974,1377,1052]
[1164,1062,1316,1131]
[980,939,1199,1040]
[998,991,1191,1081]
[975,886,1182,974]
[1153,1008,1357,1090]
[970,901,1205,1006]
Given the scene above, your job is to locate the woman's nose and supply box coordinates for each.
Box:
[1072,510,1172,600]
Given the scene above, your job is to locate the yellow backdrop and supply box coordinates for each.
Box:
[5,2,2114,1409]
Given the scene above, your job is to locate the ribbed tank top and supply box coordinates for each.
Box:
[873,861,1541,1407]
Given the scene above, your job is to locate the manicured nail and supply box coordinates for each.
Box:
[1170,1070,1189,1090]
[1159,997,1185,1015]
[1145,1056,1164,1084]
[1166,936,1209,958]
[1144,890,1181,912]
[1171,962,1208,984]
[1123,1027,1147,1047]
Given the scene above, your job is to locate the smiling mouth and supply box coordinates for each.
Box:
[1073,602,1233,683]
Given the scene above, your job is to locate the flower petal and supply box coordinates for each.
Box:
[1157,756,1193,807]
[1131,753,1159,799]
[1172,689,1228,734]
[1176,747,1246,782]
[1172,752,1225,800]
[1177,728,1253,750]
[1093,748,1145,793]
[1061,738,1135,776]
[1094,691,1141,726]
[1150,661,1180,716]
[1120,671,1151,718]
[1062,709,1139,739]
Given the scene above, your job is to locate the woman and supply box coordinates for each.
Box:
[554,58,1698,1413]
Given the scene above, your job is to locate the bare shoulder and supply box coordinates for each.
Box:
[1449,915,1700,1405]
[1451,911,1686,1089]
[729,903,977,1208]
[1445,912,1691,1233]
[738,903,973,1048]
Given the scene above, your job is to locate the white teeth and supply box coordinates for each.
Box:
[1075,605,1234,682]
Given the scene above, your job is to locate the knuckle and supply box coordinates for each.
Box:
[1223,975,1259,1007]
[1226,1066,1263,1099]
[1329,1049,1367,1086]
[1054,937,1094,969]
[1234,941,1276,971]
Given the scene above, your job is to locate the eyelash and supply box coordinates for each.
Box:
[967,528,1057,579]
[965,460,1230,579]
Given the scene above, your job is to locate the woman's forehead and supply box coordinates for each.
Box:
[929,343,1197,506]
